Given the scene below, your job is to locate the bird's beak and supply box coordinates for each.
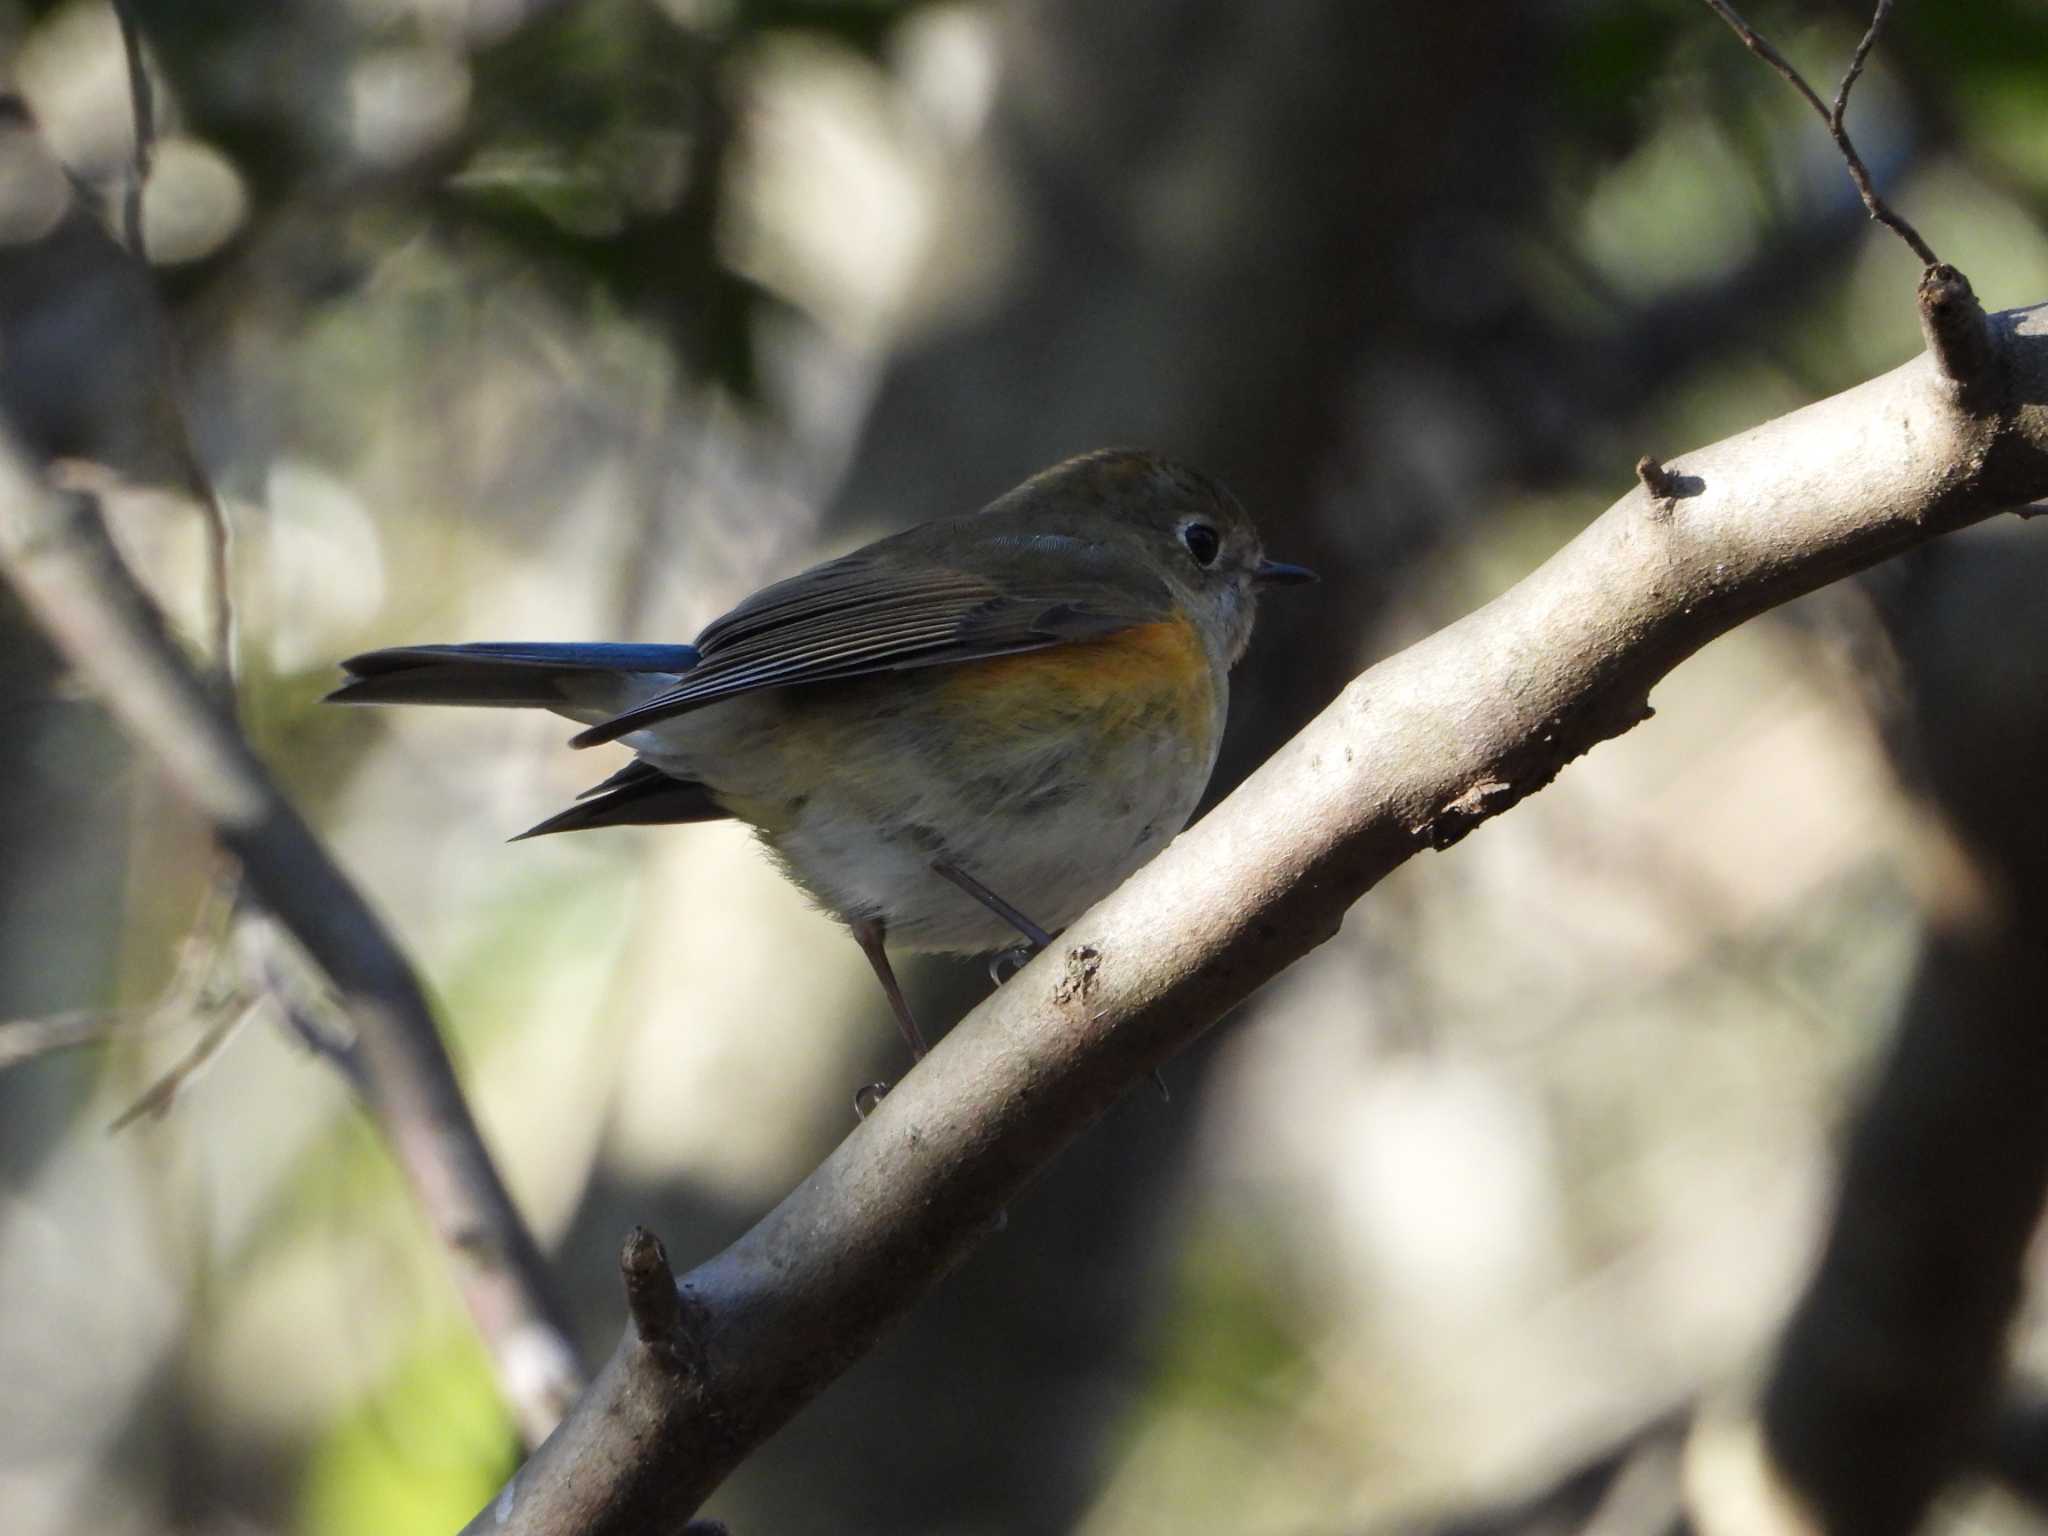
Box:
[1253,559,1317,588]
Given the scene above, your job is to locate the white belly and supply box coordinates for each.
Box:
[624,649,1228,954]
[774,718,1215,951]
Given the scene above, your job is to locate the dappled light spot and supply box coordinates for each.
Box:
[140,137,247,265]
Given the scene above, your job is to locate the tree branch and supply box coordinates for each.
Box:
[0,447,584,1447]
[1699,0,1942,267]
[464,275,2048,1530]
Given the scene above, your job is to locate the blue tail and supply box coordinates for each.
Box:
[327,642,699,708]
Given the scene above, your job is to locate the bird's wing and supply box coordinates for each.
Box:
[569,538,1173,748]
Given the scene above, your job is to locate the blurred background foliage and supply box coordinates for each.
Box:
[3,1,2048,1533]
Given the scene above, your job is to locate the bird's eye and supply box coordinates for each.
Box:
[1180,521,1221,567]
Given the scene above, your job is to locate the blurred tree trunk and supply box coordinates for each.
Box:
[832,0,1547,767]
[1760,533,2048,1533]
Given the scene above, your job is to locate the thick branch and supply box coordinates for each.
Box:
[0,452,584,1446]
[469,285,2048,1532]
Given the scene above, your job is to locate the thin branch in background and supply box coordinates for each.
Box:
[104,904,378,1129]
[619,1227,689,1355]
[107,994,265,1132]
[1385,1405,1691,1536]
[0,1009,128,1069]
[0,451,585,1447]
[1698,0,1942,267]
[1830,0,1888,127]
[242,912,371,1094]
[111,0,154,261]
[7,15,574,1445]
[108,0,236,693]
[0,869,233,1074]
[99,872,251,1124]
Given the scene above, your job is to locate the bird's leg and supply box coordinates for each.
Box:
[930,860,1055,986]
[930,859,1056,971]
[927,861,1166,1103]
[851,917,927,1061]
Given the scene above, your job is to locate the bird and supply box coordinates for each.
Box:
[329,448,1313,1061]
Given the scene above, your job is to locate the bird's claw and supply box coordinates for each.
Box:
[853,1081,890,1119]
[987,943,1036,986]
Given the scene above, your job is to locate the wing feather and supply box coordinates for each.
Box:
[569,539,1172,748]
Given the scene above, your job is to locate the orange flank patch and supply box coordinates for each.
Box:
[939,616,1216,739]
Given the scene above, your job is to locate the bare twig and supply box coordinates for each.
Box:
[111,1,155,261]
[90,877,367,1120]
[244,916,371,1093]
[105,905,375,1125]
[1698,0,1832,120]
[183,453,235,695]
[1698,0,1942,267]
[464,294,2048,1532]
[0,1009,128,1069]
[107,994,265,1131]
[0,871,232,1076]
[1383,1405,1691,1535]
[107,2,236,691]
[0,444,584,1447]
[1830,0,1887,127]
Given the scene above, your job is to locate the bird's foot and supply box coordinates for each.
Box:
[987,943,1037,986]
[853,1081,891,1119]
